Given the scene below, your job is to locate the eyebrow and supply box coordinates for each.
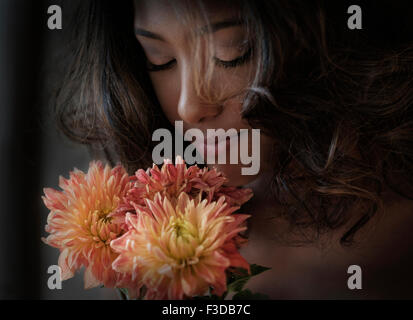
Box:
[134,19,242,41]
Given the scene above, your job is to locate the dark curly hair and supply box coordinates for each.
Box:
[54,0,413,246]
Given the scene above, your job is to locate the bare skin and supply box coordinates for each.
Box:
[134,0,413,299]
[240,176,413,299]
[134,0,274,186]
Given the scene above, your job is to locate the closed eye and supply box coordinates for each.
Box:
[146,46,253,72]
[146,59,176,72]
[214,46,252,69]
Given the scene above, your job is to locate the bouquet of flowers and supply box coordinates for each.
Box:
[41,156,270,299]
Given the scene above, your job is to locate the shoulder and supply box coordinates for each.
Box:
[239,190,413,298]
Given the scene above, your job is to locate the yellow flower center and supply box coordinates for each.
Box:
[98,208,113,223]
[86,207,121,246]
[170,217,195,241]
[163,216,202,267]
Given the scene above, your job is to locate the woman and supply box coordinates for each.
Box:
[55,0,413,298]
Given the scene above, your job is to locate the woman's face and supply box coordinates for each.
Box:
[134,0,273,186]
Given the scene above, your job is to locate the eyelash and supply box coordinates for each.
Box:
[146,46,253,72]
[146,59,176,72]
[213,46,252,69]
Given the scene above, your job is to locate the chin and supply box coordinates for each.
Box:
[209,163,260,187]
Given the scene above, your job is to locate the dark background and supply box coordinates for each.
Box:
[0,0,411,299]
[0,0,116,299]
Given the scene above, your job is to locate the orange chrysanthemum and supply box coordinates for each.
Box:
[111,192,250,300]
[42,162,133,289]
[113,156,253,228]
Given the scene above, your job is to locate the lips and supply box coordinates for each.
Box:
[190,131,241,161]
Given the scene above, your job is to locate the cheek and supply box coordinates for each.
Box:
[224,96,244,117]
[210,62,254,96]
[149,72,180,123]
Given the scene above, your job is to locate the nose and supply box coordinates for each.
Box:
[177,64,222,124]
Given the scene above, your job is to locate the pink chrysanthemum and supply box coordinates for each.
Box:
[111,192,250,300]
[113,156,253,227]
[42,162,133,289]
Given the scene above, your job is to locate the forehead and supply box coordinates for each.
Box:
[133,0,239,29]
